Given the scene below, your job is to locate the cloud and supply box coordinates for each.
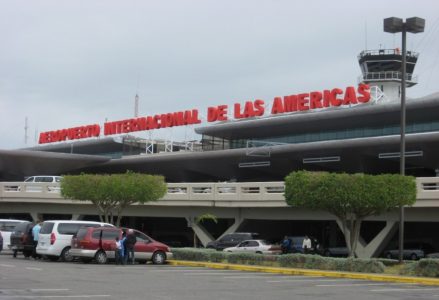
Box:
[1,0,438,149]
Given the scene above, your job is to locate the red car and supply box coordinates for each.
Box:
[70,227,172,264]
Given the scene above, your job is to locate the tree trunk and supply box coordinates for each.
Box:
[351,218,363,257]
[339,218,353,257]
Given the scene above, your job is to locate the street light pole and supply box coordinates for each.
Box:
[399,25,406,264]
[384,16,425,263]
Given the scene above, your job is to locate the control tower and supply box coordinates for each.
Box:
[358,48,419,101]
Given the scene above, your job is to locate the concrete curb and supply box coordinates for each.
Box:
[168,260,439,286]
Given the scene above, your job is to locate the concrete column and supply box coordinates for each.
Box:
[186,214,245,247]
[185,217,215,247]
[30,212,43,222]
[336,219,398,258]
[217,215,244,239]
[356,221,397,258]
[71,214,83,220]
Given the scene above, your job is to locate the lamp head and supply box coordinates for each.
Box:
[406,17,425,33]
[384,17,403,33]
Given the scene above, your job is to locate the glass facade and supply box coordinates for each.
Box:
[202,121,439,151]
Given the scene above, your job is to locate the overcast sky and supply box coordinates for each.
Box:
[1,0,438,149]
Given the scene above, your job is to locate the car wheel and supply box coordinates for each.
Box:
[95,251,108,264]
[23,250,32,258]
[61,247,73,262]
[385,252,393,259]
[324,250,331,257]
[152,251,166,264]
[410,253,418,260]
[256,251,263,254]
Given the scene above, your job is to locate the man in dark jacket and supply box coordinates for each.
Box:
[124,229,137,264]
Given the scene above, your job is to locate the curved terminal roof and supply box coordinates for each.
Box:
[195,93,439,139]
[1,93,439,181]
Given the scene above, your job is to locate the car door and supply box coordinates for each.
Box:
[101,229,119,259]
[235,241,250,252]
[133,230,153,260]
[246,240,260,253]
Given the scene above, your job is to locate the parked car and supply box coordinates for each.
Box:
[383,242,435,260]
[10,221,35,258]
[322,247,349,257]
[224,239,282,254]
[283,236,321,254]
[36,220,113,262]
[22,176,63,192]
[0,219,27,251]
[70,227,173,264]
[426,252,439,259]
[206,232,259,251]
[24,176,63,183]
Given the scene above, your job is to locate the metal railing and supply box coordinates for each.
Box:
[1,178,439,205]
[358,49,419,59]
[359,71,418,83]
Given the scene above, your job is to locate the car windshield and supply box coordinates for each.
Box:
[13,222,30,233]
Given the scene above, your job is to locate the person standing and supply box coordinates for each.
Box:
[281,236,291,254]
[124,229,136,265]
[31,220,41,259]
[302,235,312,254]
[114,237,124,265]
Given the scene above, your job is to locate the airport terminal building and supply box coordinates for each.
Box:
[1,48,439,257]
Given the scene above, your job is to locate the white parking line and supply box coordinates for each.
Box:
[0,264,15,268]
[26,267,43,271]
[30,289,70,292]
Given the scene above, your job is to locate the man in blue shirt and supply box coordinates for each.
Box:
[31,220,41,259]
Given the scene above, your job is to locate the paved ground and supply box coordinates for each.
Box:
[1,253,439,299]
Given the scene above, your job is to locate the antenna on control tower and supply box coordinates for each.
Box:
[24,117,29,145]
[134,74,140,117]
[134,93,139,117]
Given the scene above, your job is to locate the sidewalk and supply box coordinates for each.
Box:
[168,259,439,286]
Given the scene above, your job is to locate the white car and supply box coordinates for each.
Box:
[36,220,114,262]
[0,219,27,251]
[23,176,63,192]
[223,239,281,255]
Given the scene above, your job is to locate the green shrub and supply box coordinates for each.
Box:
[172,248,214,261]
[373,258,400,267]
[401,259,439,277]
[171,248,385,274]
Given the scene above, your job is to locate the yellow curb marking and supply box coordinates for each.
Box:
[168,260,439,286]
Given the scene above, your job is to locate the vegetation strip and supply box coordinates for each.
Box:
[168,260,439,286]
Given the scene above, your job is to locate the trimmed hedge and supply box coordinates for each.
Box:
[400,259,439,277]
[171,248,385,274]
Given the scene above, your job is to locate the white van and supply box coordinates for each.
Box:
[0,219,27,251]
[24,176,63,183]
[36,220,114,262]
[23,176,63,192]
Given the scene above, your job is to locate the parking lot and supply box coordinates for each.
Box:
[2,254,439,299]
